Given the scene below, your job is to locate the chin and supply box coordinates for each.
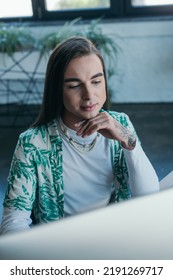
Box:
[84,111,99,120]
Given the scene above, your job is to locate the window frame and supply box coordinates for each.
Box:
[38,0,120,20]
[125,0,173,17]
[0,0,39,22]
[0,0,173,22]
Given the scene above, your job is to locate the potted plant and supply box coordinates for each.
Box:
[0,25,35,55]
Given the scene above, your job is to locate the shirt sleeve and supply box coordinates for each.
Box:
[123,141,160,197]
[0,208,32,235]
[1,133,37,234]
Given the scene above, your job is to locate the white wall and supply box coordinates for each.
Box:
[1,19,173,103]
[102,20,173,103]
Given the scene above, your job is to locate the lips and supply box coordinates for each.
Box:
[81,104,97,112]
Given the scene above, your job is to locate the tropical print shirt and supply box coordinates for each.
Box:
[3,111,138,224]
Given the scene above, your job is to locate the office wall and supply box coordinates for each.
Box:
[0,19,173,103]
[102,20,173,103]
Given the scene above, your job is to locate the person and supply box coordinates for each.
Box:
[0,36,159,234]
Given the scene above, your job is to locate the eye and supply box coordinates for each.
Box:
[92,80,101,85]
[68,84,81,89]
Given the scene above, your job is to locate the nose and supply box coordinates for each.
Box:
[82,84,93,100]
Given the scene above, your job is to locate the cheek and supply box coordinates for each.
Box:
[99,86,107,102]
[63,97,72,109]
[102,90,107,100]
[63,93,78,108]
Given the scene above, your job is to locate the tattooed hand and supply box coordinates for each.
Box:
[74,112,136,150]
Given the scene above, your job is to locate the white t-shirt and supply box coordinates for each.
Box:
[62,128,114,216]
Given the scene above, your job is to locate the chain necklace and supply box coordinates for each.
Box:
[58,117,99,153]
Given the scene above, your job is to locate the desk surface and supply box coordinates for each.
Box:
[0,188,173,260]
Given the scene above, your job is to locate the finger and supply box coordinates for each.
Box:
[74,119,87,128]
[81,119,109,137]
[75,114,106,136]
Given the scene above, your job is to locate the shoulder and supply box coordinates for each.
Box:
[18,120,60,148]
[19,125,48,143]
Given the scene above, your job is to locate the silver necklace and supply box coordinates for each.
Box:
[58,117,99,153]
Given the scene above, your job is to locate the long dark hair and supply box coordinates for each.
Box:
[32,36,109,127]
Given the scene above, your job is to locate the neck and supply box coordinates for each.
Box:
[62,113,83,131]
[58,117,99,153]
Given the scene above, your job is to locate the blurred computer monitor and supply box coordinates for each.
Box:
[0,186,173,260]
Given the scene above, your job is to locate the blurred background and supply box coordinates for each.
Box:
[0,0,173,222]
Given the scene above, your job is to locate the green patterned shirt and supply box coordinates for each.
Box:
[3,111,138,224]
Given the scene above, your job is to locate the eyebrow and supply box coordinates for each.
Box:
[64,72,103,83]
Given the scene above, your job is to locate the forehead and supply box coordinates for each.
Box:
[64,54,103,78]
